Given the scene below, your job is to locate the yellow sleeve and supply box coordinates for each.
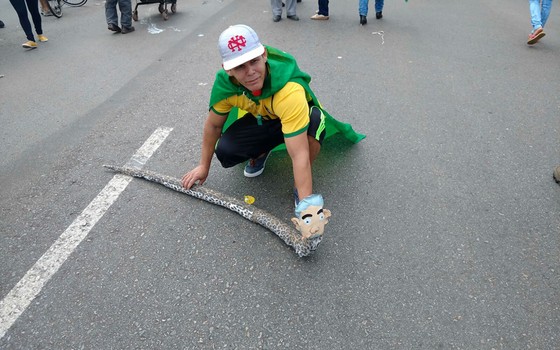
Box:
[273,82,309,137]
[211,98,233,116]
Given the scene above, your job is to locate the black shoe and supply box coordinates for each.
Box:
[0,20,5,29]
[108,23,121,32]
[121,26,135,34]
[297,0,302,2]
[360,15,367,25]
[376,11,383,19]
[287,15,299,21]
[273,15,281,22]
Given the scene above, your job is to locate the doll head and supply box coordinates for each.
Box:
[291,194,331,240]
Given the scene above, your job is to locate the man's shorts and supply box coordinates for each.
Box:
[215,105,326,168]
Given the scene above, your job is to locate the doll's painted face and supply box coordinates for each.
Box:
[292,206,331,240]
[291,194,331,240]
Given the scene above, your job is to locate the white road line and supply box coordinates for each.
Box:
[0,126,173,339]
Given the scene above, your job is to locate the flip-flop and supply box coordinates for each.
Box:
[527,28,546,45]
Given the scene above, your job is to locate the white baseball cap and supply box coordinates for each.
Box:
[218,24,265,70]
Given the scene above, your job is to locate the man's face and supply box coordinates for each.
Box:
[226,52,268,92]
[291,205,332,240]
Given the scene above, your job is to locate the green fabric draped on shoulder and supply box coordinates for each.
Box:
[208,45,366,147]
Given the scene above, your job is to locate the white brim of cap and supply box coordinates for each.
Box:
[222,44,265,71]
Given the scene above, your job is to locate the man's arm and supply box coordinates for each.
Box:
[285,132,312,201]
[181,110,226,189]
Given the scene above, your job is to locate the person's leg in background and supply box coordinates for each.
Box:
[540,0,552,28]
[527,0,546,44]
[375,0,384,19]
[359,0,368,25]
[318,0,329,16]
[285,0,299,20]
[39,0,51,16]
[311,0,329,20]
[271,0,283,22]
[119,0,134,33]
[24,0,45,39]
[529,0,543,31]
[106,0,121,32]
[9,0,37,48]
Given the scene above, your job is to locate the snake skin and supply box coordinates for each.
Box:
[104,165,322,257]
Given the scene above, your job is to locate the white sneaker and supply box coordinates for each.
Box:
[310,14,329,20]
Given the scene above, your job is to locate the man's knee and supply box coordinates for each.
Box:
[215,137,239,168]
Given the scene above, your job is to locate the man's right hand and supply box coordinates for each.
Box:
[181,165,209,189]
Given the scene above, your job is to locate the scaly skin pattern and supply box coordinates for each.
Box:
[103,165,322,257]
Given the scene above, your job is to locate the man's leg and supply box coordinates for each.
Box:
[285,0,297,17]
[270,0,282,21]
[375,0,384,13]
[529,0,543,31]
[318,0,329,16]
[215,115,284,168]
[359,0,368,16]
[106,0,119,27]
[39,0,50,15]
[540,0,552,28]
[24,0,43,35]
[307,106,326,164]
[119,0,133,29]
[9,0,35,41]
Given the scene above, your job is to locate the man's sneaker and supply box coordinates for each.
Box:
[41,10,53,16]
[37,34,48,42]
[108,23,121,32]
[121,26,135,34]
[310,14,329,20]
[22,41,37,49]
[376,11,383,19]
[244,152,270,178]
[527,27,545,45]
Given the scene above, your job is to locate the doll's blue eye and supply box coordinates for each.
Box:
[319,213,325,220]
[303,218,312,225]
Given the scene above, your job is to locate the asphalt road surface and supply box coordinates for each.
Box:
[1,0,559,349]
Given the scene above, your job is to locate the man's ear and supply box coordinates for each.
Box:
[291,217,301,231]
[323,209,332,220]
[221,64,233,76]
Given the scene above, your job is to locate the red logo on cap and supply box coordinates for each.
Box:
[227,35,247,52]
